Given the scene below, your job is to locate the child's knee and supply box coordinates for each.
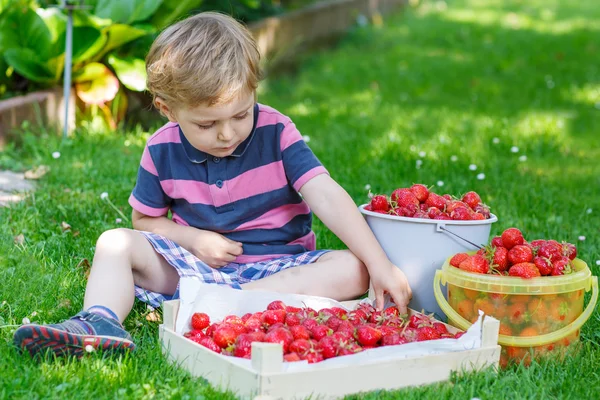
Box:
[96,228,135,255]
[329,250,370,295]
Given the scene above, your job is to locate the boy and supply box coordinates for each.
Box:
[14,12,412,357]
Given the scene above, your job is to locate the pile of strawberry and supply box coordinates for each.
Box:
[364,184,492,221]
[450,227,577,278]
[183,301,464,363]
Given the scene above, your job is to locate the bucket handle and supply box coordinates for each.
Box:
[436,224,484,250]
[433,270,599,347]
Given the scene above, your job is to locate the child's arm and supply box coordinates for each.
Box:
[132,210,243,268]
[300,174,413,313]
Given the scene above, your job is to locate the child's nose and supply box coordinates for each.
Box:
[218,123,235,142]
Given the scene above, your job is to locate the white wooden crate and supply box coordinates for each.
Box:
[159,300,500,399]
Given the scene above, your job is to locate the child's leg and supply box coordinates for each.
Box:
[14,228,180,357]
[84,228,180,321]
[241,250,370,301]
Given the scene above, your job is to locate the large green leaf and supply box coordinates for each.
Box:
[36,7,68,58]
[90,24,150,62]
[71,26,106,63]
[107,53,146,91]
[0,5,53,58]
[94,0,163,25]
[4,48,57,83]
[75,63,119,105]
[150,0,203,30]
[0,0,12,14]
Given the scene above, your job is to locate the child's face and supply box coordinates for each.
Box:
[165,91,256,158]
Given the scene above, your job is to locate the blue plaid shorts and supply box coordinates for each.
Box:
[134,231,330,308]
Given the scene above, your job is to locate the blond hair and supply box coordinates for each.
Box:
[146,12,261,108]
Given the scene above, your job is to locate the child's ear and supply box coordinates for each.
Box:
[154,97,177,122]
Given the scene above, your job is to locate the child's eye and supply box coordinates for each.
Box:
[234,111,249,120]
[196,123,214,130]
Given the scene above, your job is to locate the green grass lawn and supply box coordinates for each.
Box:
[2,0,600,398]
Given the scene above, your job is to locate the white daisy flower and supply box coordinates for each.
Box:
[22,317,30,325]
[364,184,371,190]
[477,173,486,180]
[492,137,500,144]
[510,146,519,153]
[100,192,109,200]
[52,151,61,159]
[31,311,37,317]
[418,151,426,157]
[586,208,592,214]
[519,155,527,162]
[437,180,444,187]
[596,260,600,266]
[469,164,477,171]
[416,159,423,169]
[450,155,458,162]
[302,135,311,143]
[85,345,95,353]
[115,218,122,224]
[578,236,586,241]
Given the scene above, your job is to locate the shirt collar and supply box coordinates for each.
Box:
[179,103,259,163]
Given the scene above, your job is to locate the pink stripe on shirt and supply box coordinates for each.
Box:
[225,161,288,205]
[140,146,158,176]
[234,202,311,231]
[147,122,181,146]
[287,231,316,251]
[279,122,303,152]
[160,179,213,205]
[235,254,293,264]
[128,194,169,217]
[293,166,329,192]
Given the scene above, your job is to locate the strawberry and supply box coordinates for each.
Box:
[325,316,342,331]
[530,239,546,250]
[302,318,318,331]
[538,242,562,261]
[267,322,286,333]
[212,326,238,348]
[190,312,210,331]
[241,313,252,323]
[446,200,469,214]
[355,325,382,346]
[285,306,302,313]
[283,352,301,362]
[304,352,324,363]
[492,246,509,272]
[260,309,287,327]
[551,256,572,276]
[233,333,254,358]
[223,315,243,325]
[198,337,221,353]
[284,313,302,327]
[417,326,440,342]
[205,323,219,337]
[390,188,411,203]
[318,336,339,359]
[562,243,577,260]
[508,245,533,265]
[425,193,448,210]
[338,343,363,356]
[330,307,349,319]
[264,327,294,353]
[450,206,473,220]
[471,212,486,220]
[432,322,449,335]
[310,324,333,341]
[347,309,368,325]
[491,236,504,248]
[474,203,491,218]
[413,210,430,219]
[508,262,541,278]
[370,195,390,212]
[382,333,408,346]
[428,207,443,219]
[533,256,553,276]
[461,191,481,209]
[383,306,401,319]
[458,254,490,274]
[289,339,313,354]
[394,190,420,209]
[244,316,263,332]
[450,253,470,268]
[501,228,524,250]
[409,184,430,202]
[433,213,453,220]
[408,314,431,328]
[378,325,398,337]
[266,300,286,310]
[289,324,311,340]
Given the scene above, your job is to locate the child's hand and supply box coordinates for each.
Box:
[187,230,243,268]
[369,263,412,315]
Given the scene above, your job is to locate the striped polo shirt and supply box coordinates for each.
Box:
[129,103,329,263]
